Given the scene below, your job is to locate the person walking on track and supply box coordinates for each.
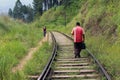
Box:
[71,22,85,58]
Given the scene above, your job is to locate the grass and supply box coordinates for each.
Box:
[24,42,52,76]
[0,0,120,80]
[2,42,52,80]
[40,0,120,79]
[0,16,43,80]
[85,33,120,80]
[67,1,120,79]
[80,1,120,79]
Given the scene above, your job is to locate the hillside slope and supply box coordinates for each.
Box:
[39,0,120,79]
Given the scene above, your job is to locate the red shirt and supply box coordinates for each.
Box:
[71,26,85,42]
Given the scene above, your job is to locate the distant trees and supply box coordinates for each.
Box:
[33,0,43,16]
[13,0,24,19]
[8,0,34,22]
[8,0,69,22]
[33,0,61,17]
[8,8,13,17]
[21,5,34,22]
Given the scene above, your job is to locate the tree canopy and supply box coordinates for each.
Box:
[8,0,71,22]
[8,0,34,22]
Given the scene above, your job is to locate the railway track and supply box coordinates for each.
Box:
[37,31,111,80]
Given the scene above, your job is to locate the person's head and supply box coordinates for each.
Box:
[76,22,80,26]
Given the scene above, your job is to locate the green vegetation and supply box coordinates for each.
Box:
[38,0,120,79]
[24,42,52,76]
[9,42,52,80]
[1,0,120,80]
[0,16,42,80]
[80,1,120,79]
[9,0,34,22]
[39,0,86,27]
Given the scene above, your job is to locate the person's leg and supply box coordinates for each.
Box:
[74,43,77,58]
[44,31,46,37]
[77,43,82,58]
[78,49,82,58]
[74,49,78,58]
[45,32,46,37]
[76,49,80,58]
[75,43,81,58]
[78,42,83,58]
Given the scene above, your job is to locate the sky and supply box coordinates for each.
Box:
[0,0,33,14]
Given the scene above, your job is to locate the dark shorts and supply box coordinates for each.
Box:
[74,42,83,49]
[74,42,82,58]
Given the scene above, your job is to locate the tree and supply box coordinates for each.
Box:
[32,0,64,19]
[62,0,72,8]
[8,8,13,17]
[33,0,43,16]
[48,0,53,8]
[20,5,34,22]
[53,0,58,6]
[9,0,33,22]
[33,0,60,17]
[13,0,23,19]
[25,5,34,22]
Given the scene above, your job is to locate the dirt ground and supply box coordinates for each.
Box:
[12,34,49,73]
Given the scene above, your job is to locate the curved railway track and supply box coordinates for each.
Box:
[37,31,111,80]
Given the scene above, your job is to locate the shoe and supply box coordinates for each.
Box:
[75,55,77,58]
[78,55,81,58]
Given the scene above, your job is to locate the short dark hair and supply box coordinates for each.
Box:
[76,22,80,26]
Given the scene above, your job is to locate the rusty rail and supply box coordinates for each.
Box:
[37,32,57,80]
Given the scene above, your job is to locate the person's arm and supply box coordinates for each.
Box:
[71,28,74,35]
[83,34,85,42]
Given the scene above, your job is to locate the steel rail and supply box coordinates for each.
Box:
[86,49,111,80]
[58,31,111,80]
[37,32,57,80]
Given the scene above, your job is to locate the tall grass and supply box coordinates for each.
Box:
[85,33,120,80]
[24,42,52,79]
[5,42,52,80]
[66,1,120,79]
[0,16,43,80]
